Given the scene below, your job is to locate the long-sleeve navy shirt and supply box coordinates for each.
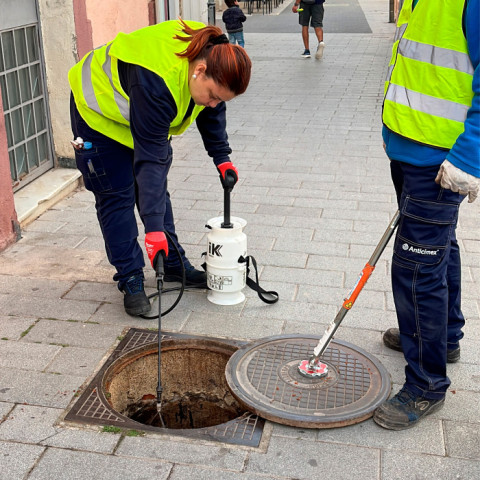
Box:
[119,61,232,232]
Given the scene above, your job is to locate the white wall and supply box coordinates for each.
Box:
[37,0,77,160]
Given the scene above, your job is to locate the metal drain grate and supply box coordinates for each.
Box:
[64,329,265,447]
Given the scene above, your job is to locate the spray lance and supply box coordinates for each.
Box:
[153,250,167,426]
[298,211,401,378]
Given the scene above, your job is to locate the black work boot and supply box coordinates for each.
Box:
[164,265,207,288]
[121,275,151,316]
[373,387,445,430]
[382,328,460,363]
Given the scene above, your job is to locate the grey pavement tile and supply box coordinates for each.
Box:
[0,245,112,284]
[245,225,315,243]
[90,299,190,331]
[0,341,61,371]
[0,275,73,298]
[341,306,398,333]
[438,390,480,423]
[444,420,480,460]
[21,220,66,234]
[246,435,380,480]
[318,416,445,456]
[260,266,344,288]
[28,448,172,480]
[381,449,480,480]
[40,428,119,454]
[15,231,90,249]
[63,280,125,303]
[44,346,107,377]
[241,297,338,323]
[274,237,350,258]
[271,423,318,441]
[447,362,480,392]
[0,402,14,422]
[35,209,98,224]
[463,239,480,253]
[372,356,407,387]
[257,204,322,218]
[245,250,307,269]
[169,465,285,480]
[0,441,45,480]
[21,319,124,349]
[116,436,247,470]
[0,404,60,443]
[0,315,36,340]
[182,311,284,341]
[296,284,385,311]
[0,367,84,408]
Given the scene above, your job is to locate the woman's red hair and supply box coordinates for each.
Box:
[174,19,251,96]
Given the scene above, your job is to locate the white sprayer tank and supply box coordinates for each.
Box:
[205,216,247,305]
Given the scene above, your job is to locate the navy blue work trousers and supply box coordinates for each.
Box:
[70,96,189,289]
[390,160,465,399]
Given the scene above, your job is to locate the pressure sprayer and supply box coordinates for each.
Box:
[298,210,401,379]
[204,178,279,306]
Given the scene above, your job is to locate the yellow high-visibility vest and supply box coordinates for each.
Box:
[383,0,473,149]
[68,20,206,148]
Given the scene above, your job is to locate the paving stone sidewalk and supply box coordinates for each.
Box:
[1,1,479,479]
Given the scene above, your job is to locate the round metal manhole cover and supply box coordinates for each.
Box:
[225,335,391,428]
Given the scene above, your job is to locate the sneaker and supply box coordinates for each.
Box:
[164,265,207,288]
[315,41,325,59]
[373,387,445,430]
[301,49,311,58]
[121,275,151,316]
[383,328,460,363]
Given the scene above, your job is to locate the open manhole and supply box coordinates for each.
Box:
[226,335,392,428]
[64,329,265,447]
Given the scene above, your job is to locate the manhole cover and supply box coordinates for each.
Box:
[225,335,391,428]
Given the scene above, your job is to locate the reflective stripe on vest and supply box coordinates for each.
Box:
[82,45,130,122]
[385,84,470,124]
[383,0,473,149]
[386,37,474,83]
[81,52,102,116]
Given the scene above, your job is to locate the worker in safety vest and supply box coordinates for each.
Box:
[68,19,251,316]
[374,0,479,430]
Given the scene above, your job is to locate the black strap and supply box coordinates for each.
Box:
[239,255,279,304]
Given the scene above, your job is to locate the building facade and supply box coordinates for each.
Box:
[0,0,210,251]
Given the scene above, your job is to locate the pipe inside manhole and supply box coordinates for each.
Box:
[103,338,245,429]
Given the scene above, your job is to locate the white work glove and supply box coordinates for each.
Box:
[435,160,480,203]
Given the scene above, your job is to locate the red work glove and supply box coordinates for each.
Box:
[145,232,168,269]
[217,161,239,189]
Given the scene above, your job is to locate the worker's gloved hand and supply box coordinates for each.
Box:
[217,161,238,190]
[435,160,480,203]
[145,231,169,270]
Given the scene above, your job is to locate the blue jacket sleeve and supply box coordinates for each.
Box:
[446,0,480,178]
[120,62,177,233]
[195,102,232,167]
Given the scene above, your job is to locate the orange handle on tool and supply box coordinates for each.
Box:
[342,263,375,310]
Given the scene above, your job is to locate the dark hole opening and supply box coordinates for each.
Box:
[104,339,246,430]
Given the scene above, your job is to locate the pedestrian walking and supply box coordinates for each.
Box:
[374,0,479,430]
[222,0,247,48]
[68,19,251,316]
[292,0,325,59]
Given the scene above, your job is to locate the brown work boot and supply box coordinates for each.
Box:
[382,328,461,363]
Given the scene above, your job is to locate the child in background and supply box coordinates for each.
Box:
[222,0,246,48]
